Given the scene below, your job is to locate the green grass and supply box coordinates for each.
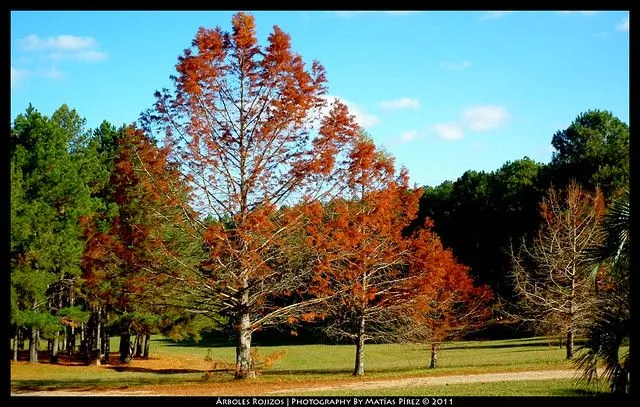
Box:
[11,335,623,395]
[158,336,576,373]
[287,379,611,397]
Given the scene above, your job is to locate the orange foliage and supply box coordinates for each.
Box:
[304,135,491,344]
[143,12,368,341]
[81,125,194,312]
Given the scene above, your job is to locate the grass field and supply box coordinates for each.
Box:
[288,379,610,397]
[10,335,619,396]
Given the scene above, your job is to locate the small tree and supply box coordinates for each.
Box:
[405,245,492,369]
[306,175,418,375]
[306,136,472,376]
[509,181,604,359]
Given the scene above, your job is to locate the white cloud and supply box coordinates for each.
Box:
[40,66,63,79]
[11,66,29,86]
[478,11,512,21]
[11,64,64,86]
[378,97,420,110]
[461,105,509,132]
[400,129,419,141]
[76,50,108,62]
[17,33,107,65]
[19,34,96,51]
[51,49,108,62]
[432,122,464,140]
[321,95,380,128]
[617,16,629,32]
[441,61,471,71]
[346,103,380,128]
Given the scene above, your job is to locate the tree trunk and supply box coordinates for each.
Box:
[51,332,59,363]
[66,325,75,355]
[95,308,102,355]
[103,328,111,364]
[353,315,366,376]
[119,332,132,364]
[91,310,102,366]
[135,334,143,358]
[86,310,94,352]
[80,323,87,357]
[235,311,254,379]
[430,342,438,369]
[143,334,151,359]
[13,328,19,362]
[28,328,38,363]
[18,328,25,350]
[86,316,100,366]
[566,328,574,360]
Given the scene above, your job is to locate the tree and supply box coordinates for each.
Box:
[405,249,492,369]
[424,170,491,285]
[142,12,362,378]
[576,189,630,393]
[550,109,629,199]
[76,121,125,364]
[11,105,96,363]
[305,136,486,376]
[305,137,422,376]
[81,126,204,364]
[509,181,604,359]
[418,159,544,303]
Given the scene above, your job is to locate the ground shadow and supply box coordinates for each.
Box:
[154,337,234,348]
[11,376,203,394]
[443,340,585,351]
[9,350,158,367]
[105,366,205,374]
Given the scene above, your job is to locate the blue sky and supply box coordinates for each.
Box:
[10,11,629,188]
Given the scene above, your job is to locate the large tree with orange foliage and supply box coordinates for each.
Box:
[142,12,363,378]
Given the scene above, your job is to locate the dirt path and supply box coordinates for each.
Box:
[272,369,577,393]
[12,369,578,397]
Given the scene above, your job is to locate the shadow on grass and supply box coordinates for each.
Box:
[154,337,234,348]
[11,376,203,394]
[443,340,586,351]
[105,366,206,374]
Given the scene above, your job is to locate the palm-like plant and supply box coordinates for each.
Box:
[577,190,630,394]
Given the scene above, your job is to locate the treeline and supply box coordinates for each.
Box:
[418,109,629,305]
[417,109,630,393]
[10,106,212,366]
